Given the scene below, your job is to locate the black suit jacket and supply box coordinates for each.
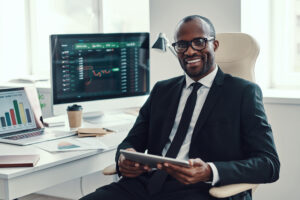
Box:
[116,68,280,190]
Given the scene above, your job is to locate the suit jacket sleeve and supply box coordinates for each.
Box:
[115,82,158,175]
[214,83,280,186]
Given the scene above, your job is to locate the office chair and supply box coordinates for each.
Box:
[207,32,260,198]
[102,32,260,199]
[215,32,259,82]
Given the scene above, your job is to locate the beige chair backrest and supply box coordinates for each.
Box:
[215,33,260,82]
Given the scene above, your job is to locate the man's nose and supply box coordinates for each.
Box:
[184,45,198,56]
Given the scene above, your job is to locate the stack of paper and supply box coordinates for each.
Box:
[35,137,108,152]
[77,128,114,137]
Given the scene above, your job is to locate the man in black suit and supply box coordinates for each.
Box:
[80,15,280,200]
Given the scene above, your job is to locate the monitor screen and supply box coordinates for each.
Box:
[50,32,149,115]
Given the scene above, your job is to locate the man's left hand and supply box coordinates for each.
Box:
[157,158,212,185]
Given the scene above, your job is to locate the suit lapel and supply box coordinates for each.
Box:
[189,69,225,154]
[157,77,185,154]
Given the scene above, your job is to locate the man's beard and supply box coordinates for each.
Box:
[182,56,213,78]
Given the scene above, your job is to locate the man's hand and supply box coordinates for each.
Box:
[118,148,151,178]
[157,158,212,185]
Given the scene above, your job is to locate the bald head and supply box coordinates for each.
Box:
[175,15,216,41]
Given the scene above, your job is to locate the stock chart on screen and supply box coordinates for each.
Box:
[51,33,149,105]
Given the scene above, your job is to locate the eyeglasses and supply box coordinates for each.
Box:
[171,37,215,54]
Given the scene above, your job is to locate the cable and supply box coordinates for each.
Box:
[80,176,85,197]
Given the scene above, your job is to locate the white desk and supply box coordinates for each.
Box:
[0,142,118,200]
[0,114,134,200]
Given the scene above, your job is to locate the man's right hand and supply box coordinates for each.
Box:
[118,148,151,178]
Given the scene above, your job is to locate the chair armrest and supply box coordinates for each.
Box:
[102,164,117,175]
[209,183,259,198]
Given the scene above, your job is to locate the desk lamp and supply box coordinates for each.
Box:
[152,33,177,57]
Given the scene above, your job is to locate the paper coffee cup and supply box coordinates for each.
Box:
[67,104,83,129]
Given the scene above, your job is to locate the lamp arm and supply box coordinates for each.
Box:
[161,33,177,57]
[167,45,177,57]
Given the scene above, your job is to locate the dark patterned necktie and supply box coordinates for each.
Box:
[147,82,202,195]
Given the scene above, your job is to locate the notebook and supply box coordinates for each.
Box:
[0,154,40,167]
[0,87,75,145]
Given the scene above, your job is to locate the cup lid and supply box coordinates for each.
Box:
[67,104,82,111]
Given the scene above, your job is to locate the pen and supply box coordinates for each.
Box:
[103,128,114,132]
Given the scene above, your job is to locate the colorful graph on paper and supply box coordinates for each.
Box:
[57,141,80,150]
[0,89,36,134]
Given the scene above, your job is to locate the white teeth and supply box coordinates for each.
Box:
[187,59,201,63]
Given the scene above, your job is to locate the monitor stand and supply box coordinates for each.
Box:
[82,111,104,122]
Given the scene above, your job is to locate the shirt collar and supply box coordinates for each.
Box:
[185,64,218,89]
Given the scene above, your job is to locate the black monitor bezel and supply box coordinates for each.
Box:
[50,32,150,105]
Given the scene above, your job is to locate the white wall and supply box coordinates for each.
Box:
[241,0,271,89]
[254,100,300,200]
[150,0,241,87]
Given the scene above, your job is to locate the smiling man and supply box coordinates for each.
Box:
[80,15,280,200]
[174,16,217,81]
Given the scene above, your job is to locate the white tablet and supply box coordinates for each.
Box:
[120,149,190,168]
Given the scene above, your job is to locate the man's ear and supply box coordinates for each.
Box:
[213,40,219,51]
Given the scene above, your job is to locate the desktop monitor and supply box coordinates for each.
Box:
[50,32,149,118]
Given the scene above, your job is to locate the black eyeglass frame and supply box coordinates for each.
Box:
[171,36,215,54]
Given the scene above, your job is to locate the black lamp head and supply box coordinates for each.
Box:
[152,33,167,52]
[152,33,177,56]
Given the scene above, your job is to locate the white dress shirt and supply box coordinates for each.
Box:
[162,65,219,185]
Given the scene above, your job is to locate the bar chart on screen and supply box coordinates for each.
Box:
[0,89,36,134]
